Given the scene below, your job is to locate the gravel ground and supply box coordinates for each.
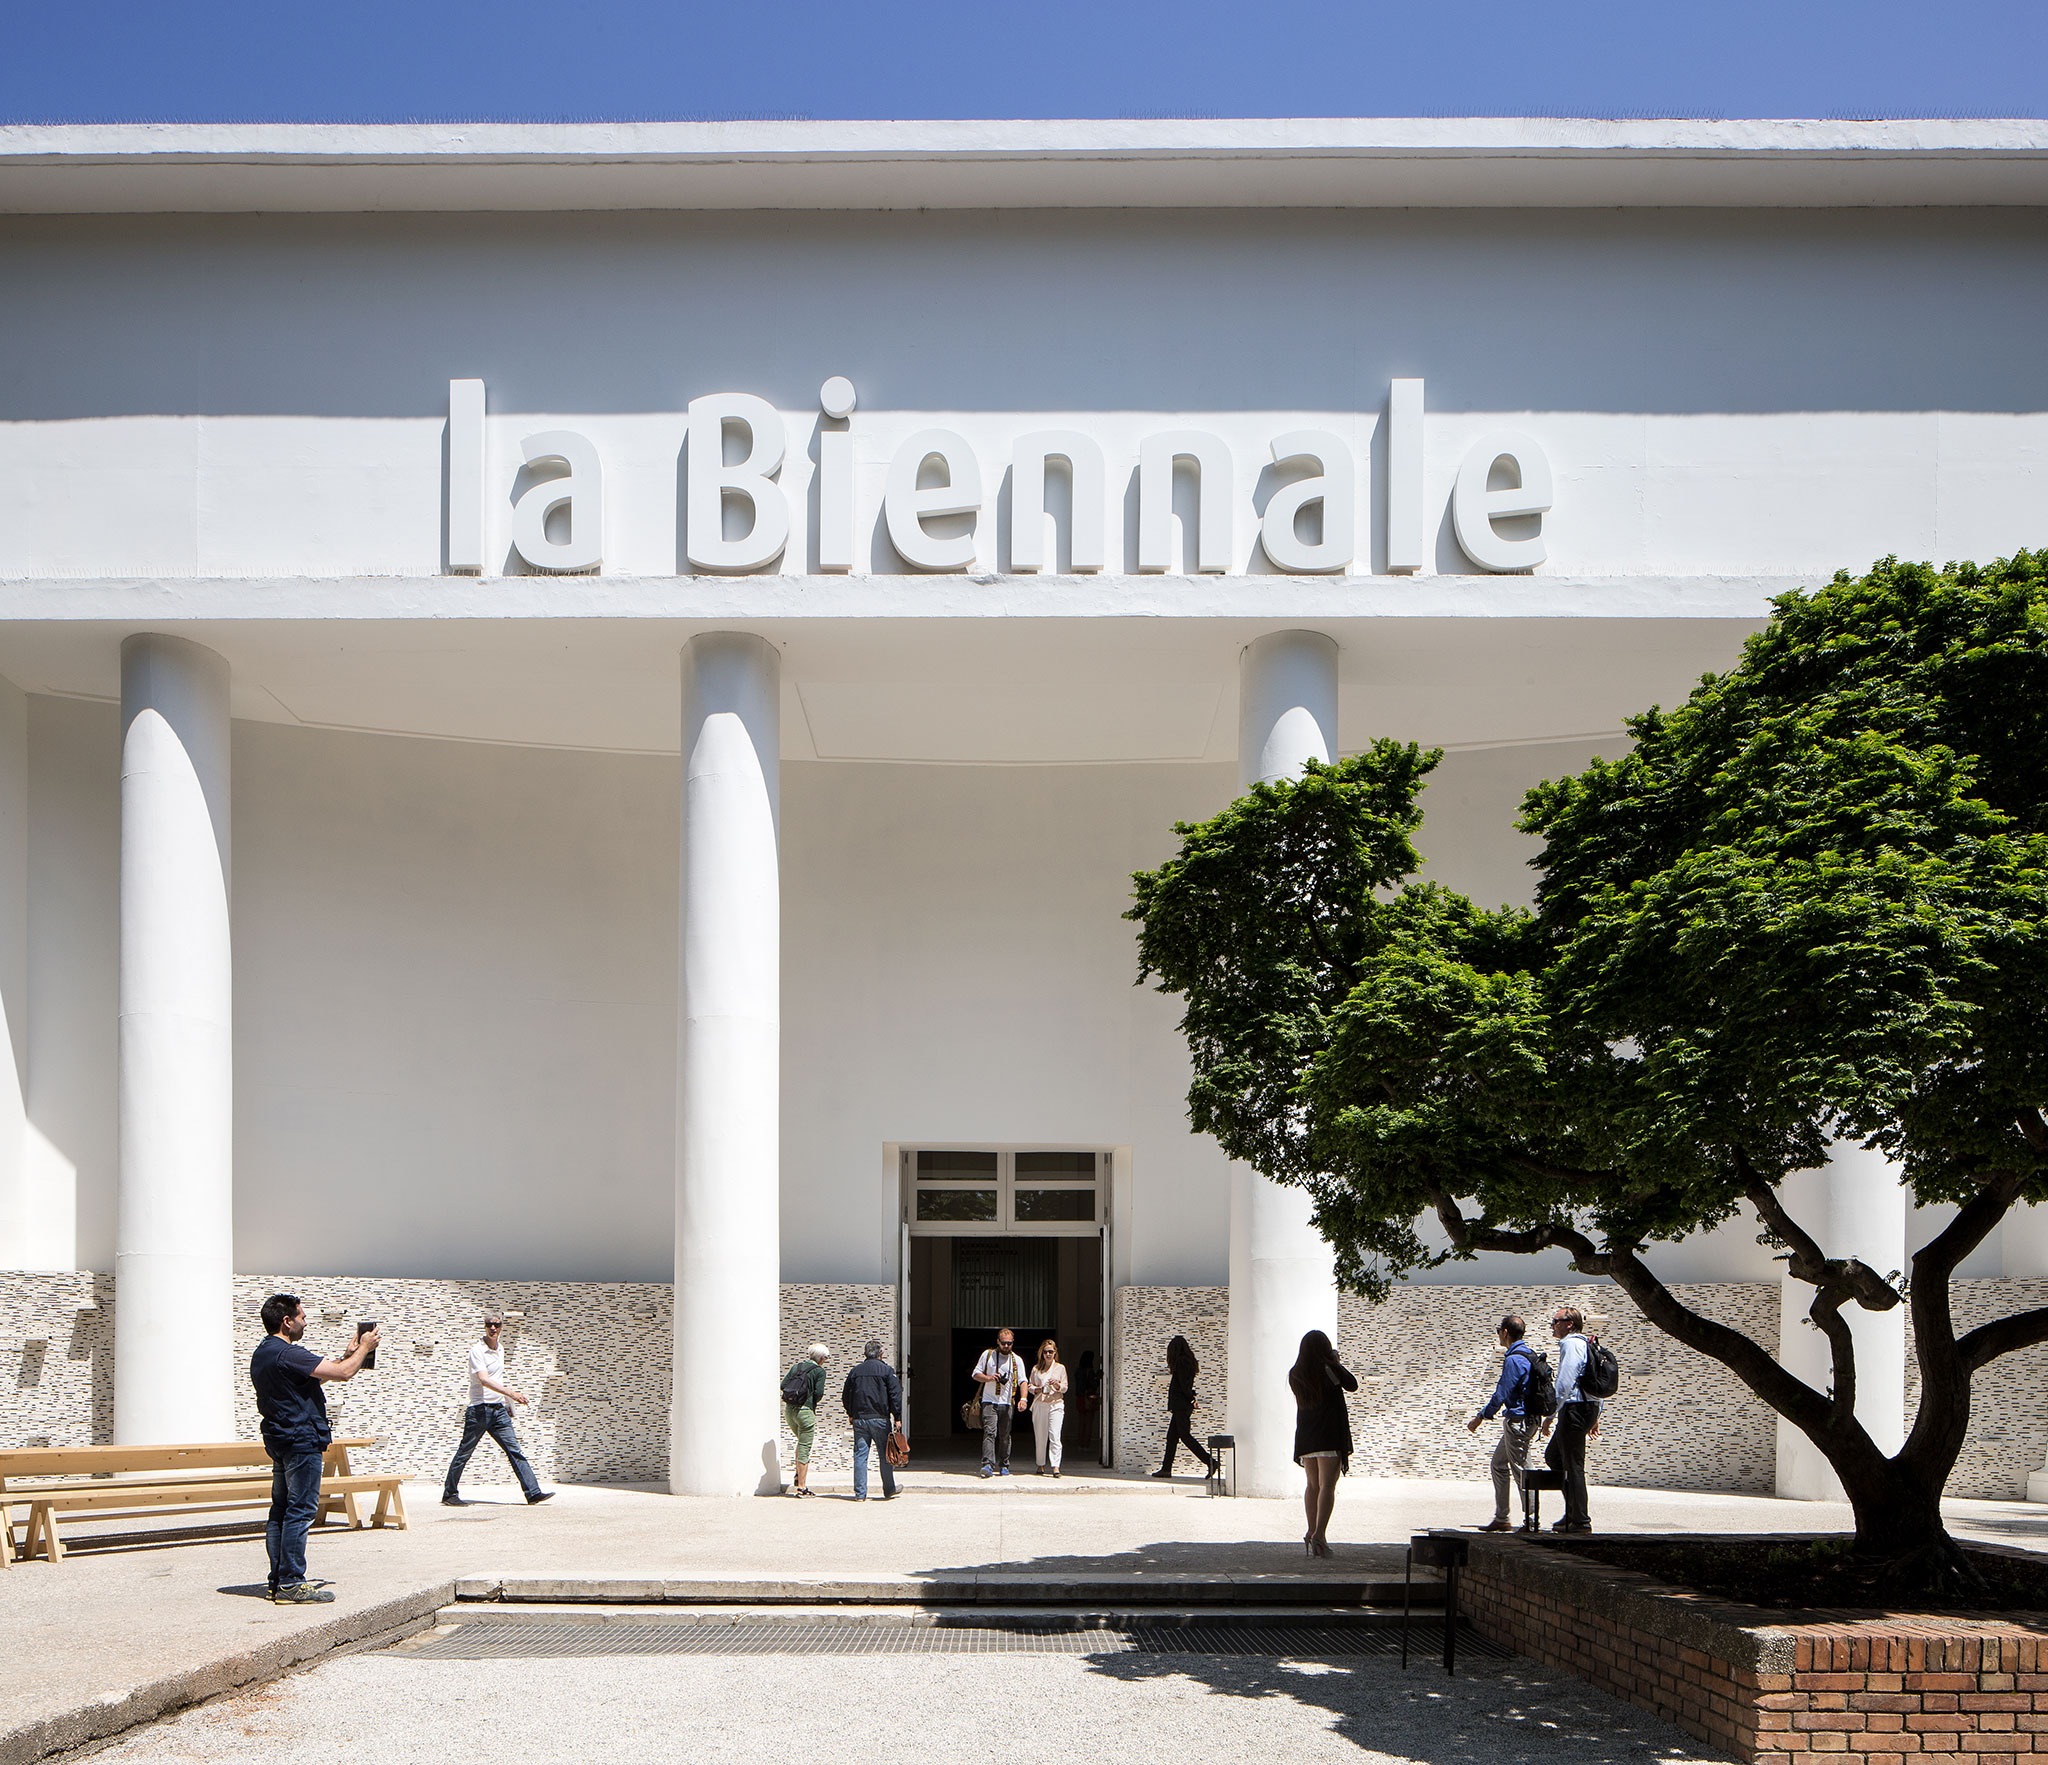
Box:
[91,1638,1734,1764]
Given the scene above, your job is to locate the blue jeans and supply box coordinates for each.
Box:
[444,1403,542,1499]
[265,1447,326,1589]
[852,1417,897,1498]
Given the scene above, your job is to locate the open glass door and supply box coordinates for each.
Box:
[1098,1218,1113,1466]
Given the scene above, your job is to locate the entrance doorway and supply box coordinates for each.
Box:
[899,1149,1110,1464]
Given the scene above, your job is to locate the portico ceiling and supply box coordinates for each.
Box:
[0,586,1763,762]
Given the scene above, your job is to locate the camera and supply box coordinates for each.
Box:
[357,1320,378,1370]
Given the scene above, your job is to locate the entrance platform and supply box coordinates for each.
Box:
[4,1474,2043,1765]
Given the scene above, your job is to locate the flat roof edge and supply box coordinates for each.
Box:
[3,117,2047,213]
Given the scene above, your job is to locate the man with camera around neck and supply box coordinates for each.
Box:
[250,1294,378,1605]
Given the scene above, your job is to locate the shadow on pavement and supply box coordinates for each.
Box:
[1076,1646,1735,1764]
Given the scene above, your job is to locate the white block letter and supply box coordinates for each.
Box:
[447,378,486,575]
[1259,430,1355,575]
[1009,430,1106,573]
[1452,432,1552,572]
[1138,431,1233,573]
[1385,379,1425,573]
[816,410,854,575]
[885,429,981,572]
[687,394,789,574]
[511,431,603,574]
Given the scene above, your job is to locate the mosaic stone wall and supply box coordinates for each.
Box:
[774,1283,899,1476]
[9,1270,2045,1496]
[1113,1285,1229,1476]
[1335,1280,1783,1493]
[0,1274,896,1484]
[0,1269,113,1447]
[1904,1278,2048,1501]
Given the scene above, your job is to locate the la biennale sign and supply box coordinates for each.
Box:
[446,376,1553,578]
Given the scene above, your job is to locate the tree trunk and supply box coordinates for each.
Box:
[1824,1426,1978,1596]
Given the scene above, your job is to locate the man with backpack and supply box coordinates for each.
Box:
[1467,1313,1551,1532]
[1540,1305,1615,1533]
[781,1343,830,1497]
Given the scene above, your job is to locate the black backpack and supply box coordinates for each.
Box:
[1581,1336,1621,1400]
[1520,1346,1559,1419]
[780,1364,813,1408]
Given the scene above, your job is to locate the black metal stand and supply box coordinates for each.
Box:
[1402,1531,1469,1674]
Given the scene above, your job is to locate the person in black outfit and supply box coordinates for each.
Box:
[1151,1334,1217,1479]
[1289,1329,1357,1557]
[841,1338,903,1501]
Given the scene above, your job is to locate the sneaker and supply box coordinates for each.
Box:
[999,1468,1012,1476]
[526,1491,555,1506]
[980,1467,993,1478]
[271,1583,335,1605]
[441,1495,471,1507]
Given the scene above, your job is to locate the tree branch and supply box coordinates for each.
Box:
[1809,1286,1859,1432]
[1958,1305,2048,1374]
[1746,1178,1901,1313]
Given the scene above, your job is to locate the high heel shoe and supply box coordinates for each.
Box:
[1303,1533,1314,1556]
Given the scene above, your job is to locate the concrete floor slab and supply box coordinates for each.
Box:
[3,1473,2042,1764]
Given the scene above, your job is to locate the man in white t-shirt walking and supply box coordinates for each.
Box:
[973,1326,1028,1479]
[442,1311,554,1507]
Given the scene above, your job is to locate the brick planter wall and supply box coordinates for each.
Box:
[1460,1532,2048,1763]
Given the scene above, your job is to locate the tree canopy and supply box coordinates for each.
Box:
[1129,553,2048,1572]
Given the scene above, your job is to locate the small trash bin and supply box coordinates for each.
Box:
[1205,1434,1235,1496]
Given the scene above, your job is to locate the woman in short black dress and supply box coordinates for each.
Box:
[1150,1334,1218,1479]
[1290,1330,1356,1556]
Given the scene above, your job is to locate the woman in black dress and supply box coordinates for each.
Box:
[1150,1334,1218,1479]
[1290,1329,1356,1556]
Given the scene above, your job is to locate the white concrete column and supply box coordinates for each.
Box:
[116,634,234,1444]
[1227,630,1342,1497]
[672,633,783,1496]
[0,674,28,1270]
[2001,1202,2048,1278]
[1774,1142,1907,1500]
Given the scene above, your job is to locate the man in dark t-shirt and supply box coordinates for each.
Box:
[249,1294,378,1603]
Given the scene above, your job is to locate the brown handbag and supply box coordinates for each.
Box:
[886,1424,910,1468]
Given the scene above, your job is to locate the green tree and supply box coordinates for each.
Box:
[1130,554,2048,1588]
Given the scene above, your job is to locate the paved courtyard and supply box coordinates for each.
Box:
[6,1471,2044,1764]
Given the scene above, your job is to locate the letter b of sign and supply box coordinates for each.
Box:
[686,394,790,574]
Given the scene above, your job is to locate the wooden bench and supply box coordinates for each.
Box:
[0,1439,406,1566]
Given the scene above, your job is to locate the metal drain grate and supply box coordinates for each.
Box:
[394,1619,1508,1662]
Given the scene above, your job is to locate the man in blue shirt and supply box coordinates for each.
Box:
[1467,1314,1537,1532]
[1542,1305,1600,1533]
[249,1293,379,1603]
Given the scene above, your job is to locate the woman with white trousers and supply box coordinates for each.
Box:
[1028,1338,1069,1476]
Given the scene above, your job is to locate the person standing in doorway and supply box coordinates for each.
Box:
[841,1338,903,1501]
[1151,1334,1218,1480]
[1466,1314,1538,1532]
[249,1294,379,1605]
[1290,1329,1357,1558]
[782,1343,831,1497]
[973,1327,1026,1478]
[442,1311,553,1507]
[1028,1338,1068,1477]
[1542,1306,1599,1533]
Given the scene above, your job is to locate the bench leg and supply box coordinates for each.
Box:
[373,1483,407,1531]
[0,1509,13,1569]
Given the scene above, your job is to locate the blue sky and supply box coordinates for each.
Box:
[4,0,2042,125]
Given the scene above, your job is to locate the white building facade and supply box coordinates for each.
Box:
[3,120,2048,1497]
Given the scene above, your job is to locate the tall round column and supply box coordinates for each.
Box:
[673,633,783,1496]
[1774,1142,1907,1499]
[116,634,234,1444]
[1227,630,1342,1497]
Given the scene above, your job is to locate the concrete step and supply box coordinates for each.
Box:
[452,1571,1443,1608]
[433,1600,1441,1628]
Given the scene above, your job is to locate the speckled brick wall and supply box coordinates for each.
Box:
[0,1274,895,1484]
[9,1271,2045,1497]
[1113,1285,1228,1476]
[1336,1280,1783,1492]
[1905,1278,2048,1500]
